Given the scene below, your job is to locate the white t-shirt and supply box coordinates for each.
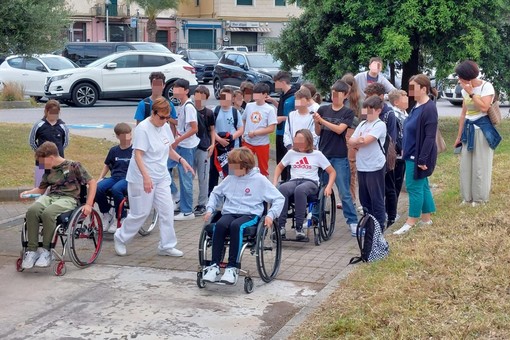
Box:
[461,80,495,121]
[352,119,386,172]
[281,149,331,184]
[126,119,172,184]
[176,99,200,149]
[283,110,318,148]
[308,102,321,113]
[242,102,277,146]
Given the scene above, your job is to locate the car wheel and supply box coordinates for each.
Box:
[72,83,98,107]
[202,80,210,84]
[163,82,180,106]
[213,79,222,100]
[448,101,462,107]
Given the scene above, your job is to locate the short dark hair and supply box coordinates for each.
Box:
[364,82,386,96]
[331,80,350,94]
[362,95,384,110]
[295,88,311,100]
[240,81,254,92]
[455,60,480,81]
[149,72,166,83]
[369,57,383,66]
[220,87,233,95]
[114,122,132,135]
[173,78,189,90]
[35,141,59,158]
[273,71,291,84]
[253,82,270,94]
[194,85,210,99]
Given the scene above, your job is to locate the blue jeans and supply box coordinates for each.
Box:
[169,146,196,214]
[95,177,127,216]
[323,157,358,225]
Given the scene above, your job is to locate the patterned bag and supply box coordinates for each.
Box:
[436,127,446,153]
[487,101,502,125]
[349,213,389,264]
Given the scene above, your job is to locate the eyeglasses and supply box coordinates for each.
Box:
[154,112,171,121]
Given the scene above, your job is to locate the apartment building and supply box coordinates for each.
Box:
[66,0,177,47]
[177,0,304,51]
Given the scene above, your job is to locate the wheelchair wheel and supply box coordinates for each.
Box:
[319,188,336,241]
[256,219,282,283]
[196,272,206,288]
[68,207,104,268]
[139,208,158,236]
[16,258,24,272]
[198,226,210,267]
[53,261,66,276]
[244,277,254,294]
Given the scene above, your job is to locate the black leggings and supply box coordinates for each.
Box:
[211,214,259,268]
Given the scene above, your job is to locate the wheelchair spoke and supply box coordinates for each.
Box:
[69,209,103,268]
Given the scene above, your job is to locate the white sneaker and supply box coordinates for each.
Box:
[113,232,127,256]
[357,205,364,215]
[101,212,114,231]
[419,220,433,227]
[174,212,195,221]
[22,250,40,269]
[202,264,221,283]
[350,223,358,237]
[157,247,183,257]
[393,223,413,235]
[295,229,306,240]
[34,249,52,267]
[220,267,238,285]
[107,221,118,234]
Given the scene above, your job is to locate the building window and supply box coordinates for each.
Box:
[196,0,200,5]
[237,0,253,5]
[275,0,285,5]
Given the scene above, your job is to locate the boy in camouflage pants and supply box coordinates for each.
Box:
[20,141,97,269]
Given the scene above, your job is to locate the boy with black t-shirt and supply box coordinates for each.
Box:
[314,80,359,234]
[193,85,215,216]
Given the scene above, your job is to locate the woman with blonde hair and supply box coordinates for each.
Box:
[29,99,69,186]
[114,97,194,256]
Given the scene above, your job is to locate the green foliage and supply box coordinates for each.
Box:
[0,0,70,55]
[127,0,180,42]
[272,0,510,93]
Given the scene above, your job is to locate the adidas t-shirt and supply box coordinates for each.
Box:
[281,149,331,184]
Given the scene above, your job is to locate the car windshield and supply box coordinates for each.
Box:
[246,54,281,68]
[189,50,218,60]
[132,44,170,53]
[40,56,77,70]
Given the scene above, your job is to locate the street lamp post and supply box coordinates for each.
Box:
[105,0,111,42]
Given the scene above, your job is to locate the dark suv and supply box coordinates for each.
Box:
[212,52,302,99]
[177,49,219,84]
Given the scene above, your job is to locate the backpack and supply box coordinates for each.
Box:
[349,213,389,264]
[183,101,206,140]
[143,97,152,120]
[213,106,241,147]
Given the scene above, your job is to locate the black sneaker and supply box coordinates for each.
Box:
[193,205,206,216]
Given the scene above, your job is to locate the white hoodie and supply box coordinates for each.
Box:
[206,168,284,220]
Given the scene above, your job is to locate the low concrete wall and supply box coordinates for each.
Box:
[0,101,32,109]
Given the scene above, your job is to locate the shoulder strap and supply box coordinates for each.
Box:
[143,97,151,119]
[232,107,238,128]
[214,106,220,121]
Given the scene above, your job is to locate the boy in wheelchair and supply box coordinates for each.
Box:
[202,147,284,284]
[19,141,96,269]
[273,129,335,240]
[94,122,133,233]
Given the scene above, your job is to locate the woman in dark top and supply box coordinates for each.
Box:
[28,100,69,186]
[393,74,438,235]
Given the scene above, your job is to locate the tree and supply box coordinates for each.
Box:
[127,0,180,42]
[269,0,510,94]
[0,0,70,55]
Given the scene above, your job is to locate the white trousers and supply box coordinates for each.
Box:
[116,180,177,250]
[460,128,493,203]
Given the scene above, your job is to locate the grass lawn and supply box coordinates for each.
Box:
[0,123,115,188]
[290,118,510,339]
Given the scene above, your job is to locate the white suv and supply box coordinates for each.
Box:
[44,51,197,107]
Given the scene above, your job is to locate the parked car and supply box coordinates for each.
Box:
[44,51,197,107]
[440,74,508,106]
[0,54,78,99]
[58,42,172,67]
[212,51,302,99]
[220,46,249,52]
[177,49,219,84]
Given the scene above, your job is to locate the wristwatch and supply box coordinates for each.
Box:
[469,93,475,98]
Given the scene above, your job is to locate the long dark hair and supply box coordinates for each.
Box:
[341,73,361,117]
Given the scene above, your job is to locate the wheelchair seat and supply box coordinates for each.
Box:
[204,223,258,240]
[55,210,75,227]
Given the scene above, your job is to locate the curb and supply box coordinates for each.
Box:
[0,187,31,202]
[270,264,355,339]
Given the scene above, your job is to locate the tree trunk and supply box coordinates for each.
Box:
[147,17,157,42]
[402,44,420,93]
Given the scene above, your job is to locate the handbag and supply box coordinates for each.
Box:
[436,127,446,153]
[487,100,502,125]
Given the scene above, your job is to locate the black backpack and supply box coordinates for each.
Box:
[359,119,396,172]
[349,213,389,264]
[213,106,241,147]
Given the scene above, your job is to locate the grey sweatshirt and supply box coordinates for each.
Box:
[206,168,284,220]
[354,71,396,100]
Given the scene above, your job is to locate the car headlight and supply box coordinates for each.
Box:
[256,73,272,80]
[49,74,73,82]
[191,62,204,68]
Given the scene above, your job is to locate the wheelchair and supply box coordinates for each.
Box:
[16,186,103,276]
[105,189,158,236]
[196,211,282,294]
[281,182,336,246]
